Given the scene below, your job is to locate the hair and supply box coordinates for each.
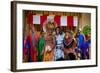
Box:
[56,26,61,30]
[40,29,44,35]
[55,26,63,35]
[66,30,72,35]
[68,53,76,60]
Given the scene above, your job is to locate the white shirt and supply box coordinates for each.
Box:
[55,33,65,45]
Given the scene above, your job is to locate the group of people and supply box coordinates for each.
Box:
[23,22,91,62]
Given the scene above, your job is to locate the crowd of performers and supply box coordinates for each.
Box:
[23,22,91,62]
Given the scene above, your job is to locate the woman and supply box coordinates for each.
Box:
[54,26,65,61]
[36,31,45,62]
[63,30,77,60]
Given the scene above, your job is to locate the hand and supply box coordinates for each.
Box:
[41,49,44,55]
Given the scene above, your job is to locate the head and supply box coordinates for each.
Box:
[65,30,72,38]
[85,33,91,41]
[40,30,45,38]
[55,26,61,35]
[65,30,73,43]
[76,29,81,38]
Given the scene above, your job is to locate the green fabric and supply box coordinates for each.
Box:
[36,38,45,61]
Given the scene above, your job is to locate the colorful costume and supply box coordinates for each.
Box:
[63,31,77,60]
[77,34,91,59]
[23,37,28,62]
[25,32,39,62]
[54,33,65,61]
[43,45,54,61]
[64,38,77,60]
[80,39,91,59]
[36,37,45,61]
[78,34,85,49]
[43,34,55,61]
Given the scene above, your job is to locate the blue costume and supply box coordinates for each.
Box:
[78,34,85,49]
[81,39,91,59]
[80,41,89,59]
[78,34,91,59]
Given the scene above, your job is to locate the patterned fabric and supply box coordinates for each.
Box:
[55,33,65,45]
[43,45,54,61]
[54,47,64,60]
[54,33,65,60]
[25,32,39,62]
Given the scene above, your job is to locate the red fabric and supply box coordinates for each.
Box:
[28,32,39,62]
[54,15,61,26]
[27,13,33,25]
[23,48,28,56]
[40,15,47,26]
[67,16,73,27]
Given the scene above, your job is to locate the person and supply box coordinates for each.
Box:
[25,24,39,62]
[54,26,65,61]
[23,25,29,62]
[63,30,77,60]
[43,31,55,61]
[86,33,91,59]
[76,29,85,50]
[76,29,90,59]
[36,30,45,62]
[80,33,91,59]
[68,53,76,60]
[23,33,28,62]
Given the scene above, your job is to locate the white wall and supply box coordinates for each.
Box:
[0,0,99,73]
